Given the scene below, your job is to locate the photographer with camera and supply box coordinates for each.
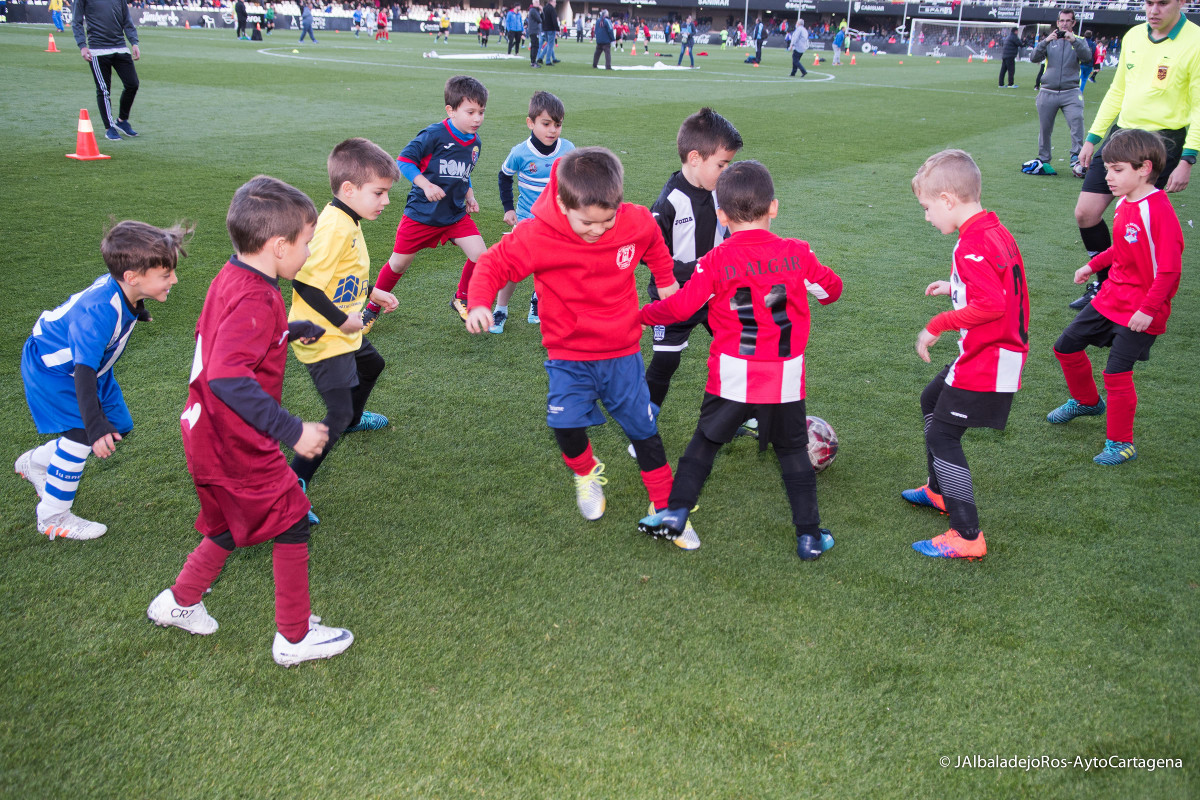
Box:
[1023,9,1093,176]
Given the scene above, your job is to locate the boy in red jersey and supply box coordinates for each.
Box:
[364,76,487,326]
[904,150,1030,560]
[464,148,692,544]
[637,161,843,560]
[1048,129,1183,465]
[147,176,355,667]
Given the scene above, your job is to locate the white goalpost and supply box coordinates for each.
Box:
[908,17,1039,59]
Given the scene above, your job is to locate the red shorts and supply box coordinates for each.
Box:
[393,214,481,255]
[194,465,309,548]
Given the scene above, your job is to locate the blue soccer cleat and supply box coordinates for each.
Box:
[912,529,986,560]
[797,528,834,561]
[298,478,319,526]
[1093,439,1136,465]
[1047,398,1106,424]
[901,484,947,513]
[344,411,389,433]
[527,294,540,324]
[489,308,508,334]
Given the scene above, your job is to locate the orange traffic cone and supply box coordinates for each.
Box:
[46,33,60,52]
[967,54,973,62]
[850,54,856,65]
[66,110,111,161]
[631,44,637,55]
[185,20,190,29]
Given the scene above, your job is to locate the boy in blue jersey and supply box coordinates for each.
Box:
[16,220,190,540]
[491,90,575,332]
[363,75,488,326]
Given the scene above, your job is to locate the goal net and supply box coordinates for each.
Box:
[908,18,1037,59]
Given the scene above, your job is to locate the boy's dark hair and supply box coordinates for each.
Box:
[528,90,565,124]
[328,137,401,194]
[1102,128,1167,182]
[445,75,488,110]
[101,220,193,280]
[715,160,774,223]
[677,107,743,162]
[556,147,624,210]
[226,175,319,255]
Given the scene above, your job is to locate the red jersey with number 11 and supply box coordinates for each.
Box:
[640,228,842,404]
[928,211,1029,393]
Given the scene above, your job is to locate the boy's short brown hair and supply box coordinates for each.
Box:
[101,220,193,280]
[445,75,488,109]
[328,137,401,194]
[1102,128,1167,182]
[528,90,565,124]
[226,175,319,255]
[556,147,624,210]
[911,149,982,203]
[677,107,744,162]
[715,160,774,223]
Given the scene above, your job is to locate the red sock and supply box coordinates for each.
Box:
[562,442,597,476]
[172,537,233,607]
[1103,371,1137,442]
[640,463,674,511]
[1054,348,1101,406]
[456,259,476,300]
[367,261,404,312]
[273,542,311,644]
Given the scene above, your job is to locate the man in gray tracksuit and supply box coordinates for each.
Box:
[72,0,141,141]
[1030,9,1091,170]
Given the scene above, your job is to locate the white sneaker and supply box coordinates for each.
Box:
[272,621,354,667]
[37,511,107,540]
[673,519,701,551]
[573,461,607,521]
[146,588,219,635]
[15,449,47,498]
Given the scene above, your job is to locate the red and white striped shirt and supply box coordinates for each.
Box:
[1089,190,1183,336]
[639,228,842,403]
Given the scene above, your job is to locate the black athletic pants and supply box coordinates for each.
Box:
[791,50,807,75]
[999,57,1016,86]
[920,377,980,535]
[87,51,139,130]
[507,30,521,54]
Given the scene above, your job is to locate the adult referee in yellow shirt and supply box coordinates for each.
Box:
[1070,0,1199,308]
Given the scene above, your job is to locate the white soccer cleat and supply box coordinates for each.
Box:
[573,462,608,521]
[37,511,107,540]
[147,588,219,635]
[272,621,355,667]
[15,449,47,499]
[673,519,701,551]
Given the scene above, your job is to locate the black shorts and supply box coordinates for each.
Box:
[1081,125,1185,195]
[927,366,1014,430]
[649,306,711,352]
[697,393,808,449]
[1055,303,1156,373]
[303,339,380,394]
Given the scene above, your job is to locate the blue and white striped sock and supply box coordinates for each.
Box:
[37,437,91,522]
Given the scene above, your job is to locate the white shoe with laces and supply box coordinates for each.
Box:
[272,620,354,667]
[37,511,107,540]
[146,588,219,635]
[573,462,607,521]
[15,449,47,498]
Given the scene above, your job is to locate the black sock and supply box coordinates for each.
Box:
[1079,221,1111,260]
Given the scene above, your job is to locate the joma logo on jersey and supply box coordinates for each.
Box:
[1123,223,1141,244]
[674,216,693,226]
[439,160,471,178]
[616,244,636,270]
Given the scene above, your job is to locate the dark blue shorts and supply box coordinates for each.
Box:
[544,353,659,440]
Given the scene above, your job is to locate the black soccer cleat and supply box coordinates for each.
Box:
[1069,281,1100,310]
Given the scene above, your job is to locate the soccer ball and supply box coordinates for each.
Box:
[806,416,838,472]
[1072,160,1087,178]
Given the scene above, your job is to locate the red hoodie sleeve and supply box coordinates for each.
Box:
[467,230,535,310]
[637,208,677,289]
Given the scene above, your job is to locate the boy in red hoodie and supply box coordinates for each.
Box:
[465,148,696,547]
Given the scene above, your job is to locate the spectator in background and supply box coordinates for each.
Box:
[752,16,766,62]
[539,0,559,65]
[678,15,695,67]
[72,0,142,141]
[789,17,809,77]
[299,2,316,42]
[593,8,613,69]
[505,4,523,54]
[234,0,247,39]
[526,0,542,67]
[1026,9,1091,176]
[999,26,1020,87]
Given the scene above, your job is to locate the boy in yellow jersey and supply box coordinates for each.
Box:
[50,0,65,31]
[289,139,401,523]
[1070,0,1199,308]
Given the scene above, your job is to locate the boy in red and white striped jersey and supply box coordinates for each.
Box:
[1048,129,1183,466]
[905,149,1030,560]
[637,160,843,560]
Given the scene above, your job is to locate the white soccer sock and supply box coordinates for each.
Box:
[37,437,91,521]
[495,304,508,314]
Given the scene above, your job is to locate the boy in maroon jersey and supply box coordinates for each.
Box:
[636,161,843,560]
[904,150,1030,560]
[1048,129,1183,465]
[463,148,692,544]
[147,176,355,667]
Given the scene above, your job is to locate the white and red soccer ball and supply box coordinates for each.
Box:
[806,416,838,472]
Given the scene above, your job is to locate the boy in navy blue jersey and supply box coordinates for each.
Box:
[490,90,575,332]
[644,108,743,424]
[16,220,190,540]
[364,75,488,326]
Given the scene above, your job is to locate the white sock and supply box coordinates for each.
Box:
[37,437,90,521]
[495,305,508,315]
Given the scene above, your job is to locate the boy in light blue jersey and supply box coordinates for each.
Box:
[491,91,575,332]
[17,221,189,540]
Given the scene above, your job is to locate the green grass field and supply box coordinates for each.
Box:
[1,23,1197,798]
